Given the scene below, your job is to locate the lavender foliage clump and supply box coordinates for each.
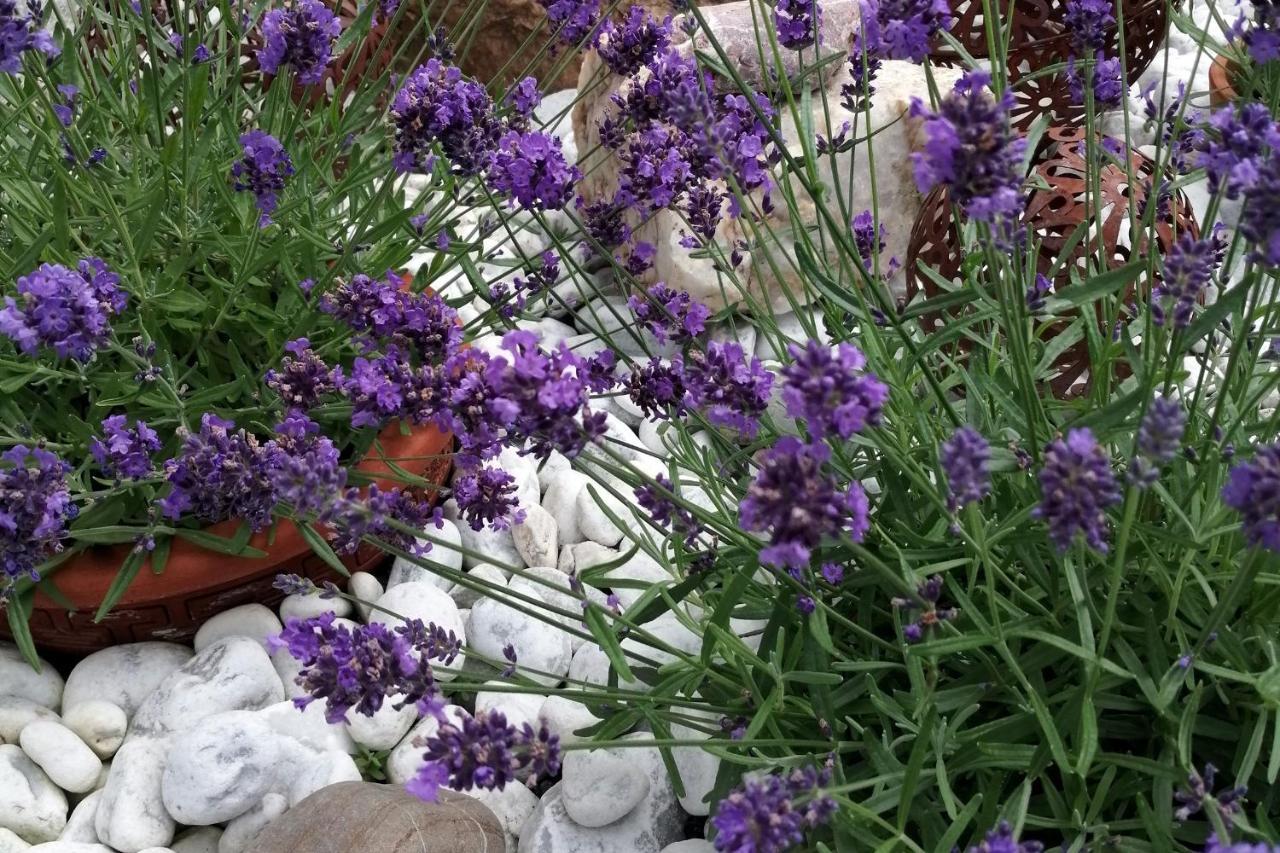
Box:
[90,415,161,481]
[256,0,341,85]
[740,437,870,570]
[0,446,75,585]
[1034,428,1121,553]
[232,131,294,227]
[0,259,127,362]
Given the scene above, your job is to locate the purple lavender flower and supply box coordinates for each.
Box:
[1205,837,1280,853]
[1238,147,1280,266]
[256,0,341,85]
[1129,396,1185,487]
[265,338,337,411]
[597,6,671,75]
[1069,54,1124,108]
[52,84,77,127]
[1243,1,1280,63]
[192,43,209,63]
[940,425,990,513]
[684,341,774,439]
[628,283,711,345]
[781,341,888,440]
[537,0,602,47]
[857,0,951,62]
[231,131,294,228]
[1174,764,1248,823]
[1197,104,1280,198]
[409,710,561,801]
[0,445,75,585]
[453,465,526,531]
[336,346,441,428]
[270,417,346,518]
[1026,273,1053,312]
[966,821,1044,853]
[159,414,283,531]
[636,473,704,547]
[506,76,541,120]
[1153,231,1221,328]
[329,484,439,556]
[487,130,581,211]
[740,437,870,570]
[321,271,462,363]
[1223,442,1280,551]
[910,71,1027,240]
[1063,0,1114,54]
[0,0,59,73]
[626,357,689,419]
[275,612,458,723]
[390,59,501,175]
[710,766,836,853]
[0,258,127,362]
[894,574,958,642]
[774,0,821,49]
[1034,428,1121,553]
[851,209,887,265]
[90,415,161,481]
[820,562,844,584]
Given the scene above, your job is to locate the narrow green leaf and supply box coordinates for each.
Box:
[294,521,351,577]
[5,592,40,669]
[94,548,147,622]
[173,528,268,558]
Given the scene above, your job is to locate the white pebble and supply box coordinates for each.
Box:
[170,828,222,853]
[387,518,463,589]
[449,563,509,609]
[541,470,589,546]
[215,793,287,853]
[278,591,352,622]
[347,572,383,622]
[0,744,67,844]
[474,686,547,731]
[62,643,191,719]
[192,604,283,653]
[0,643,64,710]
[59,790,100,844]
[468,589,571,688]
[343,695,417,751]
[561,745,651,828]
[512,505,559,568]
[0,696,59,743]
[161,711,281,825]
[20,721,102,794]
[61,701,127,760]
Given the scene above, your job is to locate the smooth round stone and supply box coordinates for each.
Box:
[216,792,287,853]
[61,702,126,761]
[347,572,383,622]
[512,505,558,569]
[162,712,281,825]
[449,564,508,609]
[537,696,600,745]
[59,789,101,843]
[20,721,102,794]
[0,744,67,844]
[369,583,467,678]
[130,638,284,739]
[343,696,417,751]
[385,705,470,786]
[95,738,173,851]
[257,701,354,755]
[455,514,525,572]
[575,485,626,547]
[671,723,719,817]
[278,591,352,622]
[26,844,114,852]
[468,589,571,688]
[0,696,59,743]
[535,451,570,494]
[387,519,463,590]
[661,842,715,853]
[169,827,221,853]
[250,782,504,853]
[567,643,611,686]
[560,746,651,827]
[541,470,588,546]
[62,643,191,719]
[284,749,361,808]
[0,827,29,853]
[193,604,283,652]
[457,783,537,853]
[474,686,547,731]
[0,644,64,710]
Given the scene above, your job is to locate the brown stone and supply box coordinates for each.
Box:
[247,782,505,853]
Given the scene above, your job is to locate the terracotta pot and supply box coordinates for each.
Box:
[3,421,453,654]
[904,125,1200,397]
[1209,53,1241,106]
[931,0,1170,129]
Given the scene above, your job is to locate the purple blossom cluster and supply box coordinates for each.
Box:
[1063,0,1114,54]
[158,413,285,531]
[1196,105,1280,263]
[683,342,774,439]
[1174,763,1248,824]
[597,6,672,75]
[781,341,888,441]
[390,59,502,175]
[710,766,835,853]
[408,710,562,802]
[740,437,870,570]
[910,71,1027,241]
[1034,428,1121,553]
[453,465,526,531]
[265,338,338,411]
[321,271,462,363]
[270,418,346,518]
[1222,442,1280,552]
[965,822,1044,853]
[893,574,958,641]
[1242,0,1280,64]
[1025,273,1053,313]
[635,473,706,550]
[1153,231,1222,329]
[231,131,294,228]
[627,283,711,345]
[0,258,127,362]
[537,0,602,48]
[486,130,581,211]
[90,415,161,481]
[1205,838,1280,853]
[274,611,460,723]
[1068,54,1124,108]
[505,77,542,129]
[940,425,990,513]
[0,0,59,73]
[626,356,689,418]
[774,0,821,50]
[256,0,341,85]
[0,445,75,585]
[856,0,951,63]
[328,483,439,556]
[1129,396,1185,487]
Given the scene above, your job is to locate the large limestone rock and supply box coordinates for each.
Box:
[573,0,960,313]
[247,782,504,853]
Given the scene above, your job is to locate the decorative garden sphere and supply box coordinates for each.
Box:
[904,124,1200,397]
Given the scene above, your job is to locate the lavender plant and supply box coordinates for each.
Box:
[6,0,1280,850]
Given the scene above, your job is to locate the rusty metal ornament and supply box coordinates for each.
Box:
[931,0,1170,128]
[904,125,1200,397]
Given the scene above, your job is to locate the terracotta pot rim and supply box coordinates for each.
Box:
[1209,53,1242,106]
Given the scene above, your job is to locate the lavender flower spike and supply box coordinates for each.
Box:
[1034,428,1121,553]
[0,258,127,362]
[0,445,75,586]
[1222,442,1280,552]
[256,0,342,85]
[940,425,991,512]
[232,131,294,228]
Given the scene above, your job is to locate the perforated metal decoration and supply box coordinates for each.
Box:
[904,125,1200,397]
[931,0,1170,128]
